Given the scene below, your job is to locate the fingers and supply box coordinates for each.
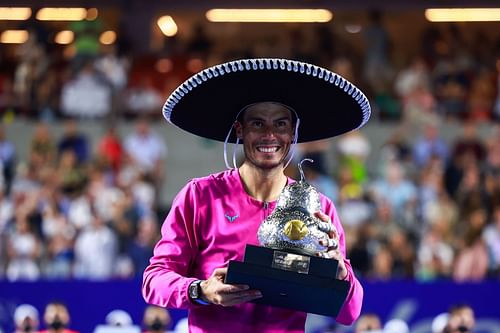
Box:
[322,237,338,250]
[215,289,263,307]
[314,211,338,238]
[205,268,262,306]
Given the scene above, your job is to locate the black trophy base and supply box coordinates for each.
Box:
[225,245,349,316]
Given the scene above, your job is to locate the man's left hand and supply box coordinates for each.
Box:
[314,211,348,281]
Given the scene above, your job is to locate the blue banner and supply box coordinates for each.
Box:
[1,279,499,333]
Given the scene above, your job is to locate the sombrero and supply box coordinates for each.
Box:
[163,58,370,143]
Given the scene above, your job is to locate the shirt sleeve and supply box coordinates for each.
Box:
[323,197,364,325]
[142,180,200,309]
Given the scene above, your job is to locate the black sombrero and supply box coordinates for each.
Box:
[163,58,370,143]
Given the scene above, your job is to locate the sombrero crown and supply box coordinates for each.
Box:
[163,58,370,143]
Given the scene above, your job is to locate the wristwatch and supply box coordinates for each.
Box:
[188,280,210,305]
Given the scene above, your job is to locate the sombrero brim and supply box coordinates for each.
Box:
[163,58,370,143]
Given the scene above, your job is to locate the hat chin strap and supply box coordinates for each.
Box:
[284,118,300,169]
[223,125,237,169]
[223,117,300,170]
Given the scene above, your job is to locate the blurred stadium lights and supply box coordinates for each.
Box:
[0,29,28,43]
[0,7,31,20]
[425,8,500,21]
[54,30,74,44]
[100,30,117,44]
[36,7,89,21]
[157,15,178,36]
[205,8,333,23]
[86,7,98,20]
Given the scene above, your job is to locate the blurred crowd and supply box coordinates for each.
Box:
[9,301,185,333]
[0,10,499,283]
[0,118,167,281]
[5,300,477,333]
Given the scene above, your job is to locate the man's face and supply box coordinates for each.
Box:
[236,102,294,170]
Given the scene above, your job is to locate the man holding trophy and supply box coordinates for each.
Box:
[143,58,370,332]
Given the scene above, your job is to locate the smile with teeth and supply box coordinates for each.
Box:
[257,146,280,153]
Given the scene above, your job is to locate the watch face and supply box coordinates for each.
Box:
[189,281,199,299]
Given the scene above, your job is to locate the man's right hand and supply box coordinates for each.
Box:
[200,267,262,306]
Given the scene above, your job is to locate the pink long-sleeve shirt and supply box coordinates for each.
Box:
[142,169,363,333]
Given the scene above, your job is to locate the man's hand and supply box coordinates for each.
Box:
[314,211,348,280]
[200,268,262,306]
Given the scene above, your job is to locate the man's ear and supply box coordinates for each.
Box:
[234,121,243,139]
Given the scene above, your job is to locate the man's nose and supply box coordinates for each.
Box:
[262,125,277,137]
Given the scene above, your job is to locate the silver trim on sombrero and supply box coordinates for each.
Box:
[162,58,371,130]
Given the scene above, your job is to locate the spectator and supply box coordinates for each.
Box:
[363,10,393,92]
[13,303,39,333]
[70,16,102,71]
[482,205,500,276]
[336,131,371,185]
[431,313,449,333]
[453,208,489,281]
[443,304,475,333]
[5,211,41,281]
[355,313,383,333]
[369,159,418,224]
[73,212,118,280]
[39,301,79,333]
[123,77,163,119]
[123,117,166,200]
[0,125,16,194]
[105,309,134,327]
[60,61,112,118]
[96,126,124,175]
[29,121,56,169]
[413,121,449,169]
[142,305,172,333]
[93,310,141,333]
[383,319,409,333]
[57,119,89,165]
[127,215,159,277]
[450,120,487,165]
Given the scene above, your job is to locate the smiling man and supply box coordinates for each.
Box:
[142,58,371,333]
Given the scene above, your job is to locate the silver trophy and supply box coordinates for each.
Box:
[226,160,349,316]
[258,159,329,256]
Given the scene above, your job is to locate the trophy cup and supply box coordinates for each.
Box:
[225,159,349,316]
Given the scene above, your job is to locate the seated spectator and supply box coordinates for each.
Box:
[96,126,124,175]
[73,211,118,280]
[60,61,112,118]
[13,303,39,333]
[5,212,41,281]
[453,208,489,281]
[142,305,172,333]
[413,121,449,169]
[39,301,79,333]
[57,119,89,165]
[369,160,417,225]
[105,309,134,327]
[383,319,409,333]
[29,121,56,169]
[483,205,500,276]
[0,125,16,194]
[443,304,475,333]
[123,77,162,119]
[432,313,449,333]
[355,313,383,333]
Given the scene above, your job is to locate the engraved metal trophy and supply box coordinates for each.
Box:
[225,159,349,316]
